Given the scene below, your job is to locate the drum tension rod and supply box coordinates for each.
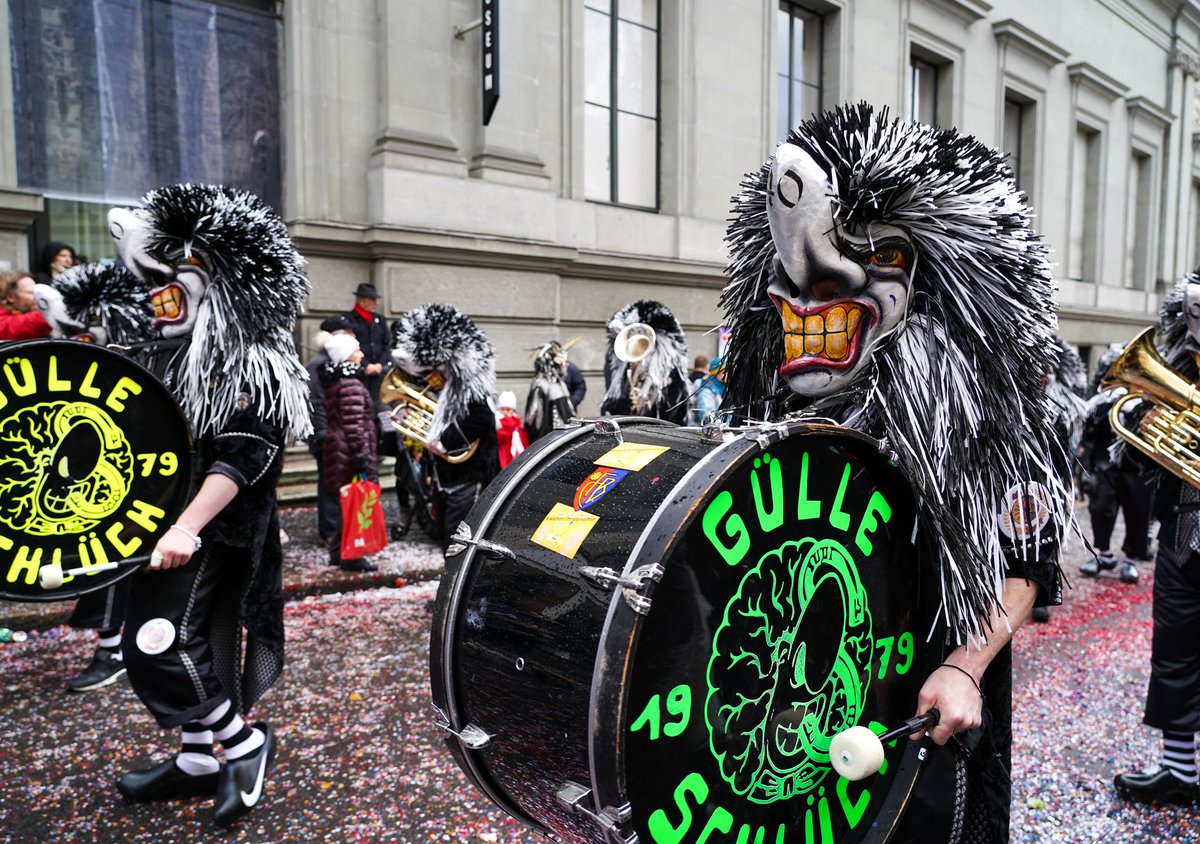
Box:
[445,522,516,560]
[556,781,637,844]
[578,564,664,615]
[433,718,494,750]
[593,418,624,444]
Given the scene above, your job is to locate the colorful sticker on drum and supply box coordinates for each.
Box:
[531,502,599,559]
[594,442,670,472]
[573,467,629,510]
[997,481,1052,540]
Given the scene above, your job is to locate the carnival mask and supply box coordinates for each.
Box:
[1184,281,1200,349]
[108,207,210,339]
[766,145,915,398]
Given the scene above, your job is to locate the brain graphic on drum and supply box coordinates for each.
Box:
[430,418,940,843]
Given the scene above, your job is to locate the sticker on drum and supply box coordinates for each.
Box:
[594,442,670,472]
[530,502,600,559]
[613,433,939,843]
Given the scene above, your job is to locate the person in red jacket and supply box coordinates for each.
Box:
[0,269,51,341]
[496,390,528,469]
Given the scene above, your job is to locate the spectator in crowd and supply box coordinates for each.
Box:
[340,282,390,412]
[687,356,728,426]
[689,354,710,384]
[0,269,51,341]
[306,315,357,549]
[565,354,587,410]
[496,390,529,469]
[320,332,381,572]
[33,241,77,285]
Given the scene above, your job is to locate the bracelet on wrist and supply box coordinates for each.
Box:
[938,662,983,697]
[168,524,203,551]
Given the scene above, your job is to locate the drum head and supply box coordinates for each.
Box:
[0,340,192,601]
[608,426,940,842]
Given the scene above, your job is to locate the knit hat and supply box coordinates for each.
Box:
[326,333,360,365]
[498,390,518,410]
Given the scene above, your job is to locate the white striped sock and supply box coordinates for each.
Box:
[1161,732,1198,783]
[222,727,265,761]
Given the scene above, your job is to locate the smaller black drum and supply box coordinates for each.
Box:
[0,340,192,602]
[431,418,940,843]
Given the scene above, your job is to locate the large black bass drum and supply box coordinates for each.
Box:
[430,417,941,843]
[0,340,192,602]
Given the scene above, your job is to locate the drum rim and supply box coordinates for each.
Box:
[428,415,677,835]
[586,420,933,840]
[0,339,194,602]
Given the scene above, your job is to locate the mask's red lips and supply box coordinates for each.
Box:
[771,295,875,374]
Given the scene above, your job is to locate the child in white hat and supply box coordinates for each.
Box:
[496,390,528,469]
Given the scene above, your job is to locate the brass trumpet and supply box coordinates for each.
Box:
[1102,326,1200,489]
[379,368,479,465]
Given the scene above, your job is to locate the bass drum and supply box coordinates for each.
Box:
[430,418,941,843]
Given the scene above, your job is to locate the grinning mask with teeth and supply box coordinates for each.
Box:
[766,144,914,397]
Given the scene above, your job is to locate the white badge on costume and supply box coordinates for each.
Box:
[136,618,177,655]
[997,482,1052,540]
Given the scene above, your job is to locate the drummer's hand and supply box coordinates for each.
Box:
[914,662,983,746]
[148,529,196,571]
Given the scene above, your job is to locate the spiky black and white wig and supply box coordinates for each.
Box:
[54,263,154,346]
[390,303,496,442]
[1046,337,1089,454]
[133,184,311,441]
[1089,342,1127,395]
[1154,273,1200,382]
[722,103,1071,643]
[601,299,689,410]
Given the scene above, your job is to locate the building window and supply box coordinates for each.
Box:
[1068,126,1101,283]
[1002,94,1036,192]
[909,57,939,125]
[584,0,659,209]
[9,0,282,260]
[776,2,823,143]
[1125,150,1153,290]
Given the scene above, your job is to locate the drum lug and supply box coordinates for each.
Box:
[594,417,624,444]
[435,718,494,750]
[556,781,638,844]
[579,564,663,615]
[446,522,516,560]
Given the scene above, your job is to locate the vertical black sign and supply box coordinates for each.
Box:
[482,0,500,125]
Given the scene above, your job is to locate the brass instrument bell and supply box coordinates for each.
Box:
[1101,326,1200,489]
[379,368,479,465]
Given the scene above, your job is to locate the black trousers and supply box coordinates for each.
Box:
[1088,466,1154,559]
[69,577,131,632]
[122,544,243,729]
[1146,547,1200,732]
[438,481,481,549]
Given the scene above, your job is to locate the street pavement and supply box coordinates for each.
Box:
[0,501,1197,843]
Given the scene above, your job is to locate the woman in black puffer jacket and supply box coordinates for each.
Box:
[321,333,380,571]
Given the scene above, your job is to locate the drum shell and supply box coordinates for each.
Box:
[431,419,940,843]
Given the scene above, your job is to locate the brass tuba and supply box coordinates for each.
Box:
[379,368,479,465]
[1101,326,1200,488]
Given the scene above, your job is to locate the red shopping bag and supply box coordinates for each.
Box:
[340,475,387,559]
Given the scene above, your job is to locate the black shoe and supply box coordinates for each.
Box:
[117,758,219,802]
[67,649,127,692]
[1119,560,1140,584]
[213,722,276,827]
[1030,606,1050,623]
[340,558,378,572]
[1114,767,1200,805]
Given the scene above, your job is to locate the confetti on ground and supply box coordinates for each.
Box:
[0,505,1195,842]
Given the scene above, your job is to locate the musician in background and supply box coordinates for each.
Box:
[599,299,689,424]
[107,184,310,828]
[1078,342,1151,585]
[524,338,577,442]
[390,303,499,548]
[1109,275,1200,806]
[721,104,1070,842]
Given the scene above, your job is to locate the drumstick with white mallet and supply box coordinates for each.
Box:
[829,708,941,781]
[38,554,156,590]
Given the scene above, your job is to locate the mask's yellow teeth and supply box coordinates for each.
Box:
[151,286,183,320]
[781,303,864,363]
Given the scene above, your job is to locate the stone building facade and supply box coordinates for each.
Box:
[3,0,1200,408]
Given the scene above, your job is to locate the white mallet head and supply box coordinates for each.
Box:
[829,725,885,781]
[39,564,65,591]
